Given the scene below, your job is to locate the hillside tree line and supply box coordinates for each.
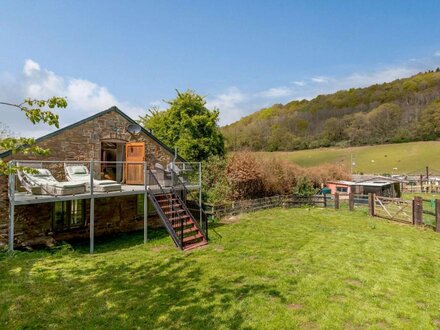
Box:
[222,69,440,151]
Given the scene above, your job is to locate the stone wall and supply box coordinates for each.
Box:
[0,108,174,247]
[9,196,162,247]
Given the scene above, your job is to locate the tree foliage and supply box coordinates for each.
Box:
[418,100,440,140]
[0,97,68,174]
[139,90,225,162]
[222,69,440,151]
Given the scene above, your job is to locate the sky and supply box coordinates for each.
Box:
[1,0,440,137]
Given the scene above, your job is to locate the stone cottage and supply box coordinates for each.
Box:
[0,106,196,248]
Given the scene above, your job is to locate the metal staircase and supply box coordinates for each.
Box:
[147,170,208,250]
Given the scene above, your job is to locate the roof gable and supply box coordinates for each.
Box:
[0,106,184,161]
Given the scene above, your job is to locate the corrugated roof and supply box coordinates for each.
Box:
[327,180,357,186]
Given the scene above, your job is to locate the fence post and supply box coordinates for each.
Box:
[348,193,354,211]
[368,193,375,217]
[334,192,340,210]
[436,199,440,233]
[323,193,327,208]
[412,196,423,225]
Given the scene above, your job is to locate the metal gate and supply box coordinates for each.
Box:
[374,196,413,223]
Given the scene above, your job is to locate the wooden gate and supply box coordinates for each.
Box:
[125,142,145,184]
[373,195,412,223]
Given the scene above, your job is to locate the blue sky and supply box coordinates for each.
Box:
[1,0,440,136]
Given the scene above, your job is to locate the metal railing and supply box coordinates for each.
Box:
[169,167,208,240]
[7,159,203,252]
[147,169,184,249]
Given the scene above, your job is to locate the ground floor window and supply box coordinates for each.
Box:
[53,200,86,231]
[336,186,348,193]
[137,194,157,217]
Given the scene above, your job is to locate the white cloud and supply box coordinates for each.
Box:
[0,59,145,137]
[343,67,417,87]
[311,76,330,83]
[258,86,292,98]
[292,80,306,86]
[435,51,440,57]
[206,87,249,126]
[23,59,40,76]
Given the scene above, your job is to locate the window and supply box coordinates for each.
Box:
[53,200,86,231]
[137,194,157,217]
[336,186,348,193]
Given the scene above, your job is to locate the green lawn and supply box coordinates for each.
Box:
[255,141,440,174]
[2,207,440,329]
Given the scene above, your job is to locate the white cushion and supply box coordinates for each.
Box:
[34,168,52,177]
[70,166,88,175]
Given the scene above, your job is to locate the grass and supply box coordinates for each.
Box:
[255,141,440,174]
[3,207,440,328]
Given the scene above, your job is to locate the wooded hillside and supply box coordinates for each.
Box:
[222,69,440,151]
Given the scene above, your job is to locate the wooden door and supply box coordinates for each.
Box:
[125,142,145,184]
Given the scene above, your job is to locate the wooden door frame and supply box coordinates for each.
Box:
[125,142,146,185]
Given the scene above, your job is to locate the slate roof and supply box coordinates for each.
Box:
[0,106,185,161]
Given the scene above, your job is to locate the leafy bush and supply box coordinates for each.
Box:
[226,152,264,200]
[292,176,317,196]
[203,152,351,203]
[202,156,231,205]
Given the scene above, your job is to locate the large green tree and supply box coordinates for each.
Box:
[0,97,68,174]
[139,90,225,162]
[418,100,440,140]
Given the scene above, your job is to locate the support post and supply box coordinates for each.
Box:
[90,160,95,254]
[348,192,354,211]
[435,199,440,233]
[144,161,148,244]
[368,193,375,217]
[323,193,327,208]
[8,161,15,252]
[413,196,423,226]
[334,192,339,210]
[199,162,202,229]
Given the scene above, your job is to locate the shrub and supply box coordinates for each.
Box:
[226,152,264,200]
[292,176,317,196]
[204,152,352,203]
[307,164,351,187]
[259,157,303,196]
[202,156,231,204]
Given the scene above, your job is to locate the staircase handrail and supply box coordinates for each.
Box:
[170,168,209,239]
[147,169,184,249]
[171,186,207,240]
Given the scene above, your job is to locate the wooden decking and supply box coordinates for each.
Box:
[13,184,200,205]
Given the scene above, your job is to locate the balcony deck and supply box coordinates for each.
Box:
[12,184,200,206]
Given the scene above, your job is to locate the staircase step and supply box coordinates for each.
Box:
[152,190,208,251]
[160,203,182,209]
[172,220,193,228]
[155,193,173,198]
[182,233,204,244]
[164,209,185,215]
[157,198,178,203]
[169,214,190,222]
[183,240,208,251]
[180,227,198,235]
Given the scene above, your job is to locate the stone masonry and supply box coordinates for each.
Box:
[0,107,175,248]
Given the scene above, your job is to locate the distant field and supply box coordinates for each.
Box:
[255,141,440,174]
